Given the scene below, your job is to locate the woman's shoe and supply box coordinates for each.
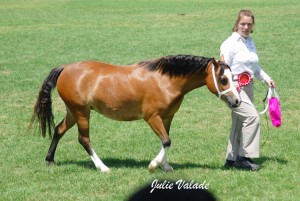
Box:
[224,160,235,168]
[234,156,260,171]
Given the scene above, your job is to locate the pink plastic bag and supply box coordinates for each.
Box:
[259,87,281,127]
[269,95,281,127]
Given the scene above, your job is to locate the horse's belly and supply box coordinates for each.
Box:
[91,103,144,121]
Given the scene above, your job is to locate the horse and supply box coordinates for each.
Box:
[30,54,241,172]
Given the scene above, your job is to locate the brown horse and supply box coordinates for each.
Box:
[30,55,240,172]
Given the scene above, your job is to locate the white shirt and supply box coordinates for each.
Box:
[220,32,271,82]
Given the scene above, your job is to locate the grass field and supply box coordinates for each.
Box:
[1,0,299,200]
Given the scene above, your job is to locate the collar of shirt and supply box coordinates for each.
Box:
[231,32,252,43]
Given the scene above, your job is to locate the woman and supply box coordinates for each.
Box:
[220,10,275,171]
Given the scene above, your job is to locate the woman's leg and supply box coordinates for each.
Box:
[225,82,260,161]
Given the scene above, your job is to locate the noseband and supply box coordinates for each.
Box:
[212,64,235,98]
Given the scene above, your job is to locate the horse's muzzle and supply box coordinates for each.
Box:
[228,98,241,108]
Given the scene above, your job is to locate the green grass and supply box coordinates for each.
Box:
[1,0,299,200]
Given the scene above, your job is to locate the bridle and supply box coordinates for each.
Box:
[211,64,236,98]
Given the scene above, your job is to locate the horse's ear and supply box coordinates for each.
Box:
[212,58,218,68]
[212,58,224,76]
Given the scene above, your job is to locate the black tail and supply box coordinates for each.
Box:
[30,66,64,138]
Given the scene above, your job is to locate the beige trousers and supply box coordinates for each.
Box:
[226,81,260,161]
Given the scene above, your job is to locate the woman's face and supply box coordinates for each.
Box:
[237,16,253,38]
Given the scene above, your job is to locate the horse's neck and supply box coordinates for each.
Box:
[172,74,206,95]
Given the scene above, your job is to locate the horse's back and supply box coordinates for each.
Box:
[62,60,124,75]
[57,61,120,102]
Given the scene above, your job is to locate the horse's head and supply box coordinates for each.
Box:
[207,59,241,108]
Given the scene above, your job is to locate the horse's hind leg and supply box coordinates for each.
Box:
[45,109,76,165]
[75,108,110,173]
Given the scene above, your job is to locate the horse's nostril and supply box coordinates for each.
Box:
[235,99,241,106]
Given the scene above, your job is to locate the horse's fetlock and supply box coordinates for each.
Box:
[162,139,171,148]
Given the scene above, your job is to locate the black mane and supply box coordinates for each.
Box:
[138,55,214,77]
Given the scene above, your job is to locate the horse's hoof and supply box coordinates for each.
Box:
[148,167,156,173]
[161,164,174,172]
[101,168,111,173]
[148,166,155,173]
[97,165,111,173]
[148,160,159,172]
[46,161,56,166]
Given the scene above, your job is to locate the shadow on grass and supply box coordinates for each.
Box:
[56,156,288,170]
[56,158,220,170]
[256,156,288,165]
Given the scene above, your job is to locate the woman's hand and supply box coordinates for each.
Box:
[267,79,276,88]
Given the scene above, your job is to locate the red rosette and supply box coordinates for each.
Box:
[238,72,252,86]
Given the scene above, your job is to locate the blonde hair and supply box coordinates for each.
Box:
[232,9,255,33]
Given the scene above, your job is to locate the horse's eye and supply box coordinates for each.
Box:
[220,77,228,85]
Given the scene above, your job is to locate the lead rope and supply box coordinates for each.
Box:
[261,88,271,147]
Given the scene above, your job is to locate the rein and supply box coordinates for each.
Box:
[211,64,235,98]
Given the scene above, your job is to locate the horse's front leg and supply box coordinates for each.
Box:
[149,144,173,172]
[146,115,174,172]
